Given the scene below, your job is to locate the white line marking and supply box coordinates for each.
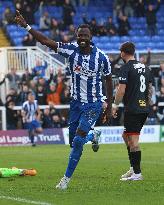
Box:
[0,195,53,205]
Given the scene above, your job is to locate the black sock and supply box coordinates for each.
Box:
[130,151,141,174]
[30,135,34,144]
[127,146,133,167]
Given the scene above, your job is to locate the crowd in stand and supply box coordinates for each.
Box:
[2,0,161,47]
[0,63,71,130]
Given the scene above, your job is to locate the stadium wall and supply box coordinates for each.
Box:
[0,125,161,146]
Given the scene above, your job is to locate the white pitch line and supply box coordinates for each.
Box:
[0,195,53,205]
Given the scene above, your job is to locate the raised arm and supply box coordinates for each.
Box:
[15,10,58,51]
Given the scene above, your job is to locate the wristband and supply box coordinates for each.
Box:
[112,103,118,109]
[25,24,31,32]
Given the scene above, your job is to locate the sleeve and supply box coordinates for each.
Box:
[22,102,27,112]
[102,55,111,76]
[57,42,76,58]
[119,65,129,84]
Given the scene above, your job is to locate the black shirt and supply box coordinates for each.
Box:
[119,60,152,113]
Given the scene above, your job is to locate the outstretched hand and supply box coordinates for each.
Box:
[101,105,112,125]
[15,10,27,28]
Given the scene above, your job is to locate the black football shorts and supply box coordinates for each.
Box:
[124,112,148,135]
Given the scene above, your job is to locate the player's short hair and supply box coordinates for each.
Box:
[28,91,35,97]
[120,42,135,55]
[76,24,92,34]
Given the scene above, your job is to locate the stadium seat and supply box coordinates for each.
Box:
[151,35,161,42]
[13,37,23,46]
[158,29,164,36]
[99,36,110,43]
[110,36,120,43]
[141,36,151,42]
[120,36,130,42]
[130,36,141,43]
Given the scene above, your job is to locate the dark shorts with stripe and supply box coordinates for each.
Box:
[124,112,148,135]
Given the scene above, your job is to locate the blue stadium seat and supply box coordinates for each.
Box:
[158,29,164,36]
[138,29,146,36]
[13,37,23,46]
[92,36,99,43]
[99,36,110,43]
[130,36,141,43]
[151,35,161,42]
[138,17,146,23]
[136,43,146,50]
[156,42,164,49]
[110,36,120,42]
[120,36,130,43]
[157,23,164,29]
[6,25,17,32]
[141,36,151,42]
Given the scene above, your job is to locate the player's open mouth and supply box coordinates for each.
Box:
[80,41,86,46]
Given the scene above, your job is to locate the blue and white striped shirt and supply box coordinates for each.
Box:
[57,42,111,103]
[22,100,38,122]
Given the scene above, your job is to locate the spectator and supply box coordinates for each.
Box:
[50,18,61,41]
[159,62,164,80]
[105,17,117,36]
[98,24,107,36]
[123,0,134,17]
[17,83,29,105]
[145,0,160,36]
[29,80,37,93]
[6,68,20,90]
[159,78,164,90]
[67,24,76,41]
[113,0,124,18]
[42,107,53,128]
[109,54,122,76]
[51,113,63,128]
[22,33,36,46]
[22,5,35,25]
[38,77,47,88]
[39,12,51,30]
[21,68,33,85]
[139,49,151,67]
[2,7,15,26]
[6,100,18,130]
[32,60,48,80]
[83,15,99,36]
[61,34,70,43]
[154,86,164,124]
[60,86,71,104]
[36,85,47,105]
[6,88,18,105]
[47,81,63,105]
[79,0,89,6]
[117,15,131,36]
[135,0,145,17]
[62,0,76,29]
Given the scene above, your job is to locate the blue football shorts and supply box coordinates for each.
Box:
[24,120,41,132]
[69,100,103,134]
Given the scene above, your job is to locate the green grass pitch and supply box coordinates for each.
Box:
[0,143,164,205]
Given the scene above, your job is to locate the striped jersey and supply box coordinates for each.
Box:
[22,100,38,123]
[57,42,111,103]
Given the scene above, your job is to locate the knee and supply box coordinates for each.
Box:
[73,136,84,148]
[129,144,140,152]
